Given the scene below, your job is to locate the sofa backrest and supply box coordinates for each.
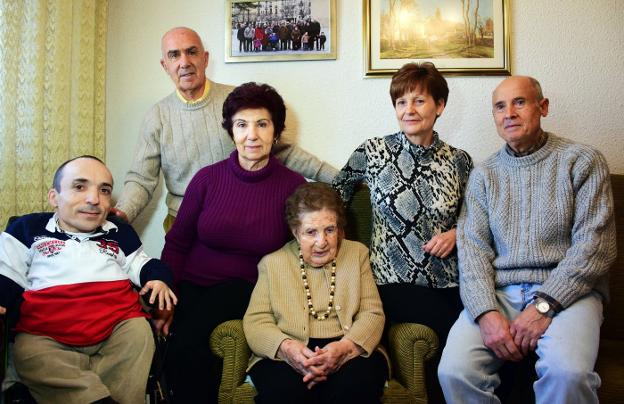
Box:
[602,174,623,341]
[344,184,372,247]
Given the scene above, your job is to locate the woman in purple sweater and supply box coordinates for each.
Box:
[161,82,306,403]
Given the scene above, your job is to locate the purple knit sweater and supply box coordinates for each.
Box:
[161,151,306,287]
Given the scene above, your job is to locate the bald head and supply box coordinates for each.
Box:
[161,27,204,56]
[493,76,544,103]
[160,27,209,101]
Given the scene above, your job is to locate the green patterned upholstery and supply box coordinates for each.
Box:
[209,184,439,403]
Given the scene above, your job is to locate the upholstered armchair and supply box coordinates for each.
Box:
[210,319,438,404]
[209,184,439,403]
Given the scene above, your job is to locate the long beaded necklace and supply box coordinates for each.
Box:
[299,250,336,321]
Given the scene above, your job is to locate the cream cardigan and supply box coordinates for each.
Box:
[243,239,385,369]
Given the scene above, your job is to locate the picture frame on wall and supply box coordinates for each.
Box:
[364,0,510,76]
[225,0,337,63]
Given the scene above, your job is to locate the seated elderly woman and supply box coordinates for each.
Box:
[161,82,306,402]
[243,183,388,404]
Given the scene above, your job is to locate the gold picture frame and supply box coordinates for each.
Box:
[363,0,510,76]
[226,0,337,63]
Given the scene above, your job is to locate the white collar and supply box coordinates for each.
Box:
[46,213,118,235]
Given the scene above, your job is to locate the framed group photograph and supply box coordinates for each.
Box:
[364,0,510,76]
[225,0,337,63]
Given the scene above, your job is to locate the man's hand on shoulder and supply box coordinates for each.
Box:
[510,304,552,356]
[478,311,523,362]
[0,305,5,315]
[109,207,129,223]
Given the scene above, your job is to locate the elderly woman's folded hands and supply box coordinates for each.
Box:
[277,338,365,389]
[304,339,364,376]
[278,339,328,387]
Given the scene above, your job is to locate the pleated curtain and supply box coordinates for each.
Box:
[0,0,107,229]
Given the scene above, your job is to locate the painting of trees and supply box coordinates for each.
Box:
[460,0,480,46]
[368,0,508,75]
[384,0,420,49]
[378,0,495,60]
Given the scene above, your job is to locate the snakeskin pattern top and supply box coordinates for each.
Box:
[333,132,472,287]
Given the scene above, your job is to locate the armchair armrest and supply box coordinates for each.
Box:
[209,319,251,404]
[388,322,439,403]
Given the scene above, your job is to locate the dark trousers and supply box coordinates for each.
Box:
[166,279,254,404]
[249,338,388,404]
[378,283,463,404]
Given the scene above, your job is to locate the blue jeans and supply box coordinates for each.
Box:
[438,283,603,404]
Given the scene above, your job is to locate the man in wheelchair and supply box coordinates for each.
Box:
[0,155,176,403]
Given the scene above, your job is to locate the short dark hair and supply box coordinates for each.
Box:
[389,62,449,107]
[52,155,106,192]
[285,183,347,233]
[221,82,286,140]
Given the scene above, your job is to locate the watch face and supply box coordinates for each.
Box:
[536,301,550,314]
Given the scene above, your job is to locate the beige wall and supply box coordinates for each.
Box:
[106,0,624,256]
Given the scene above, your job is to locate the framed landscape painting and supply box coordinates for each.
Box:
[226,0,337,63]
[364,0,510,76]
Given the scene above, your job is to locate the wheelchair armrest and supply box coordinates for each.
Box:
[1,315,5,383]
[209,319,251,404]
[388,322,439,402]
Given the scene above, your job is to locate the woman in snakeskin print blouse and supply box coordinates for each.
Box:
[333,62,473,401]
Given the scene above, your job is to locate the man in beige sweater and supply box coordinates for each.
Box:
[115,27,337,224]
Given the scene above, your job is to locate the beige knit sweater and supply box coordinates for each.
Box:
[243,239,385,369]
[117,80,338,222]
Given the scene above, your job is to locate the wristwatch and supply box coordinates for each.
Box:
[533,297,556,318]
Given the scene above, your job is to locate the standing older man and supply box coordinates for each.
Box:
[438,76,616,403]
[115,27,337,225]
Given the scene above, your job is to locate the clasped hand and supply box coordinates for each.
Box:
[278,338,362,389]
[140,280,178,335]
[423,228,456,258]
[478,307,551,362]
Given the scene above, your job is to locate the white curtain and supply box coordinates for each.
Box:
[0,0,108,228]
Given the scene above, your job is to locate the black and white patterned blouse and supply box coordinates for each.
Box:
[333,132,473,287]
